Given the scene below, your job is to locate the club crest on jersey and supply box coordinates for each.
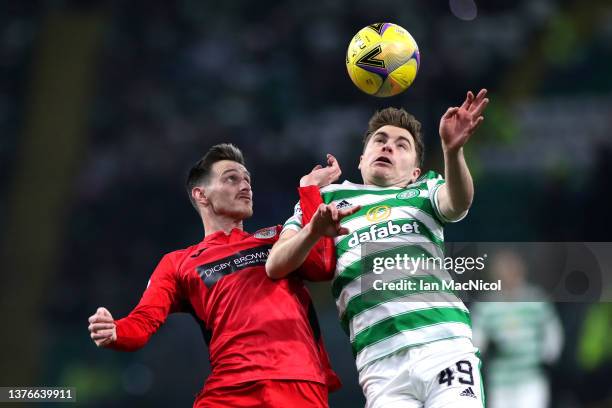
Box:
[366,205,391,222]
[397,188,420,200]
[254,227,277,239]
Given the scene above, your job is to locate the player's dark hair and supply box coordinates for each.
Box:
[186,143,246,210]
[363,107,424,167]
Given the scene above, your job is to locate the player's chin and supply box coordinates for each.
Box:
[239,204,254,219]
[369,167,394,182]
[226,201,253,220]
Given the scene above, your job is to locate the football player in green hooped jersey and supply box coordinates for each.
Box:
[267,89,489,408]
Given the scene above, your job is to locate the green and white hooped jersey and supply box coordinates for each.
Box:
[283,171,473,371]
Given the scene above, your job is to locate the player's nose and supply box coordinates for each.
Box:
[239,181,252,196]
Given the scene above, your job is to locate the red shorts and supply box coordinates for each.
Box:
[194,380,328,408]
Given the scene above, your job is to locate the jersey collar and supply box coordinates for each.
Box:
[201,228,249,246]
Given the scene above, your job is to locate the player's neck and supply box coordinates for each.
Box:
[202,216,244,237]
[362,177,415,188]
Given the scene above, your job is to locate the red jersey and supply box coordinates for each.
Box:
[109,224,341,398]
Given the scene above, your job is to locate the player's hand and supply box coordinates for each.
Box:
[309,203,361,238]
[88,307,117,348]
[439,89,489,153]
[300,154,342,188]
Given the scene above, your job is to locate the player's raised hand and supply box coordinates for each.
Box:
[300,154,342,188]
[439,89,489,153]
[310,203,361,238]
[88,307,117,348]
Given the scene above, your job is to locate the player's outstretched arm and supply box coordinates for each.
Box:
[266,203,360,279]
[300,154,342,188]
[88,254,180,351]
[265,153,343,280]
[88,307,117,348]
[437,89,489,221]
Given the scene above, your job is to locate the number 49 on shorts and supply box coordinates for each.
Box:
[438,360,475,386]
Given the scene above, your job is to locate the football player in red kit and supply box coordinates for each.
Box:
[87,143,354,407]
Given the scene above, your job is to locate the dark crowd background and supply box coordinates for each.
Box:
[0,0,611,407]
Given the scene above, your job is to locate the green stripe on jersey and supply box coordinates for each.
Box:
[321,183,425,203]
[352,307,471,356]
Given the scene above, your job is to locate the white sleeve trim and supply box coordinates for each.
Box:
[281,201,304,234]
[431,182,468,224]
[281,223,302,235]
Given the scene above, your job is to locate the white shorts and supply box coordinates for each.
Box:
[359,338,485,408]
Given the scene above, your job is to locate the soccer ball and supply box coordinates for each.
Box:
[346,23,420,97]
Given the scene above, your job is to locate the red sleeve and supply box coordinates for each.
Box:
[109,253,183,351]
[296,185,337,282]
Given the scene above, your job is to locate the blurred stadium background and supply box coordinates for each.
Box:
[0,0,611,406]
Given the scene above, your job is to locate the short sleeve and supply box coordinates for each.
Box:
[282,201,303,234]
[425,171,468,224]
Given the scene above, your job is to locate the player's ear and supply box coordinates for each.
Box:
[358,154,363,170]
[411,167,421,182]
[192,186,209,206]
